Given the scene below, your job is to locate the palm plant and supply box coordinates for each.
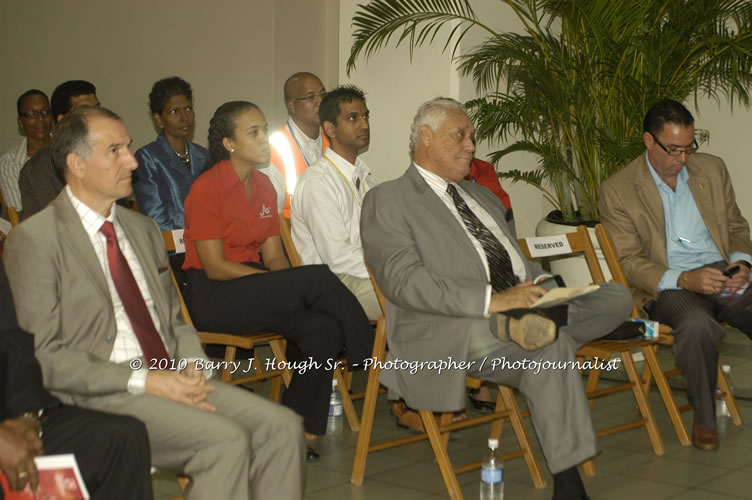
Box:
[347,0,752,221]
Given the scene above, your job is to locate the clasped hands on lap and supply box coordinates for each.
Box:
[678,261,749,295]
[0,416,44,491]
[145,365,216,413]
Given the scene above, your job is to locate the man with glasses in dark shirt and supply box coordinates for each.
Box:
[600,99,752,452]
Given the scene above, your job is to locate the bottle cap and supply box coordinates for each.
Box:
[332,378,339,387]
[488,438,499,448]
[722,364,731,373]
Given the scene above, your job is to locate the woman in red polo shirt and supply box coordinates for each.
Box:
[182,101,374,449]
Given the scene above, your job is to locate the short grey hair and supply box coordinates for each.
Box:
[408,97,468,159]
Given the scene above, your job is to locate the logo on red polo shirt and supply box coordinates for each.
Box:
[259,204,272,218]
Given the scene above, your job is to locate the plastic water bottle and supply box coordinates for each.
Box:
[480,438,504,500]
[327,378,343,433]
[716,364,733,418]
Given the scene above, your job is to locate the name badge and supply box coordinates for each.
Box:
[172,229,185,253]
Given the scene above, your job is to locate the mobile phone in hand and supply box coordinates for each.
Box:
[723,265,740,278]
[536,274,566,291]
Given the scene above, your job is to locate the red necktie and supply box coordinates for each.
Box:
[99,221,170,365]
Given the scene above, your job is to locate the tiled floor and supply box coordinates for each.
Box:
[153,328,752,499]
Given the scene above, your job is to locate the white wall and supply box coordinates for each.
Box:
[0,0,339,154]
[2,0,750,233]
[340,0,752,236]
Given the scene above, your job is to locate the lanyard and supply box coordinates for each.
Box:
[286,122,312,167]
[322,155,365,208]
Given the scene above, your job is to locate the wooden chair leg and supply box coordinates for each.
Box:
[621,351,664,456]
[583,459,596,476]
[421,409,463,500]
[268,339,292,387]
[488,390,504,442]
[221,346,237,383]
[499,386,545,488]
[641,345,657,394]
[335,368,360,431]
[439,411,453,450]
[642,345,690,445]
[351,319,387,485]
[717,366,743,426]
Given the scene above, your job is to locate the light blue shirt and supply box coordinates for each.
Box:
[647,153,750,289]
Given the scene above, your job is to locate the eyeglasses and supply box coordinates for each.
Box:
[19,109,52,120]
[649,132,699,156]
[289,90,327,103]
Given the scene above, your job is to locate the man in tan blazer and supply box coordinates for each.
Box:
[600,99,752,452]
[3,106,305,500]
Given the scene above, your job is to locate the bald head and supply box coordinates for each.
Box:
[283,72,326,138]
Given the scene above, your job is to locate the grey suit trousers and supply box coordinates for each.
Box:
[468,283,632,474]
[82,379,306,500]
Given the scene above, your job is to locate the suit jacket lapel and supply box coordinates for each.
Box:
[633,157,668,263]
[405,165,490,281]
[406,164,480,255]
[55,194,111,300]
[116,211,168,329]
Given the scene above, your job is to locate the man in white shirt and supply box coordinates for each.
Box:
[291,85,380,320]
[4,105,305,500]
[265,72,330,217]
[0,90,53,211]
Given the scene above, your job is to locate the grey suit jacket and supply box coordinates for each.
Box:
[3,191,206,405]
[361,164,544,412]
[599,152,752,308]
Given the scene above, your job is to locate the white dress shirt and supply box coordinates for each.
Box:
[291,147,376,278]
[0,138,29,209]
[66,186,167,394]
[287,118,323,167]
[414,164,527,313]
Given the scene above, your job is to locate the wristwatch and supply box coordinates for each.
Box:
[739,260,752,269]
[22,410,43,438]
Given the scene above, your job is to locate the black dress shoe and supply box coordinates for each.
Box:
[306,446,320,462]
[468,388,496,413]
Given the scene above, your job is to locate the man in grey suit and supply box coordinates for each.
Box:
[361,98,632,500]
[4,106,306,500]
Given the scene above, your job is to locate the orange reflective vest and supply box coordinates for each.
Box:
[269,122,330,218]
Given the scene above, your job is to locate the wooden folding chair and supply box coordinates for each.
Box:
[0,187,19,227]
[595,223,743,432]
[161,229,291,398]
[278,216,360,431]
[351,267,545,499]
[517,226,666,475]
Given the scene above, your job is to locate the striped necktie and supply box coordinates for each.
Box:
[447,184,517,292]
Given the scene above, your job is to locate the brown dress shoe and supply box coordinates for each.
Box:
[692,419,719,451]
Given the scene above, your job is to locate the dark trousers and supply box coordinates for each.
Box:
[42,405,153,500]
[650,283,752,429]
[186,264,374,435]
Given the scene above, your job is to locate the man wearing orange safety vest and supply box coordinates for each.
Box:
[266,72,330,217]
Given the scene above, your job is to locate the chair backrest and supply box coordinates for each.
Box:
[0,187,19,227]
[594,224,641,318]
[278,216,303,267]
[516,225,606,284]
